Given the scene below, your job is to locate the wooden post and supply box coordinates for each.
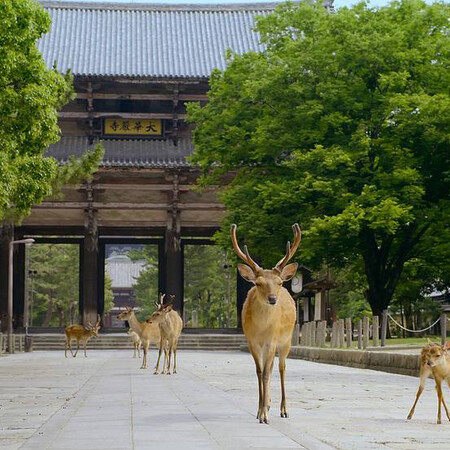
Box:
[310,321,316,347]
[300,324,306,346]
[18,335,24,352]
[331,322,337,348]
[357,319,362,349]
[345,318,352,348]
[292,323,300,346]
[381,310,388,347]
[372,316,379,347]
[0,333,3,355]
[441,313,447,346]
[363,316,369,349]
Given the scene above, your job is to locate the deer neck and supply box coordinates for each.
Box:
[127,313,143,334]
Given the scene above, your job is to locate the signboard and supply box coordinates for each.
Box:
[103,118,163,137]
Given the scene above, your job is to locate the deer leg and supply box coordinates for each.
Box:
[154,340,164,374]
[279,343,290,418]
[73,340,80,357]
[166,347,173,375]
[65,338,69,358]
[141,343,149,369]
[249,344,263,420]
[173,341,179,374]
[84,341,88,357]
[133,343,136,358]
[162,346,169,374]
[436,378,444,424]
[138,342,141,359]
[260,347,276,424]
[407,367,430,420]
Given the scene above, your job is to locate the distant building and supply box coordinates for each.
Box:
[104,250,148,327]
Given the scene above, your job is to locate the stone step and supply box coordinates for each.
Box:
[29,333,247,351]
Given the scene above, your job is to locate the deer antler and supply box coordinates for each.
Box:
[273,223,302,272]
[230,224,261,273]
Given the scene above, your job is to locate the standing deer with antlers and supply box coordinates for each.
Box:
[231,223,300,424]
[65,316,101,358]
[147,294,183,375]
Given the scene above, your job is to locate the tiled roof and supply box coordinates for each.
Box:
[46,136,193,167]
[38,2,276,78]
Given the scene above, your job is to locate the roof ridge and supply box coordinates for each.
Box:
[40,1,279,12]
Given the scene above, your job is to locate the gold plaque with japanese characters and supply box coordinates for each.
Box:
[103,118,163,137]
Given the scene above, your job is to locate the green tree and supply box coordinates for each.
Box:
[29,244,79,327]
[128,245,159,319]
[184,245,236,328]
[0,0,102,224]
[188,0,450,316]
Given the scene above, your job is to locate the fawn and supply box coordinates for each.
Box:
[65,317,101,357]
[407,340,450,424]
[127,329,142,358]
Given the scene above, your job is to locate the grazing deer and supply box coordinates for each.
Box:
[127,329,142,358]
[65,317,101,358]
[231,223,300,424]
[407,340,450,424]
[117,307,160,369]
[146,294,183,375]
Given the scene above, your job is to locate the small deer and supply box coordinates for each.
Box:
[127,329,142,358]
[146,294,183,375]
[65,317,101,358]
[231,223,300,424]
[117,307,160,369]
[407,340,450,424]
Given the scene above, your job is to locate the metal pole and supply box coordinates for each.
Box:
[381,310,388,347]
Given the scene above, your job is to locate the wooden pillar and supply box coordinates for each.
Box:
[13,242,26,329]
[81,208,100,326]
[0,225,13,333]
[165,230,183,316]
[237,271,252,328]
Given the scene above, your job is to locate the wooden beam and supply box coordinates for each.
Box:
[76,93,208,101]
[59,112,187,120]
[34,202,225,210]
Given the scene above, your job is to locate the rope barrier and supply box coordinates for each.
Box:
[387,313,441,334]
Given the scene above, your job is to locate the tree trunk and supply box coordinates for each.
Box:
[42,297,53,327]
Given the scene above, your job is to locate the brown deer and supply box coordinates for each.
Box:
[231,223,300,424]
[146,294,183,375]
[117,306,160,369]
[65,317,101,358]
[407,340,450,424]
[127,329,142,358]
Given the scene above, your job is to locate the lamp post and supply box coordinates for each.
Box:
[8,238,34,353]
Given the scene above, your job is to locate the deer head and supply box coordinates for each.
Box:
[425,342,450,367]
[231,223,301,306]
[117,306,134,321]
[146,297,174,324]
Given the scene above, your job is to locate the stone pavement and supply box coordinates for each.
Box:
[0,350,449,450]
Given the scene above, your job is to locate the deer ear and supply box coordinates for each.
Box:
[238,264,257,282]
[443,341,450,351]
[280,263,298,282]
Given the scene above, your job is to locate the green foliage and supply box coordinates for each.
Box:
[188,0,450,314]
[184,245,236,328]
[0,0,102,223]
[29,244,79,327]
[29,243,114,327]
[129,245,159,320]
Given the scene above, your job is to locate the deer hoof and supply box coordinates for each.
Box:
[437,419,442,424]
[281,412,288,418]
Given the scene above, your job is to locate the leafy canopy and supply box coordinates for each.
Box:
[188,0,450,313]
[0,0,102,223]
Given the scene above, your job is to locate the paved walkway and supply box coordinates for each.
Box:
[0,350,449,450]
